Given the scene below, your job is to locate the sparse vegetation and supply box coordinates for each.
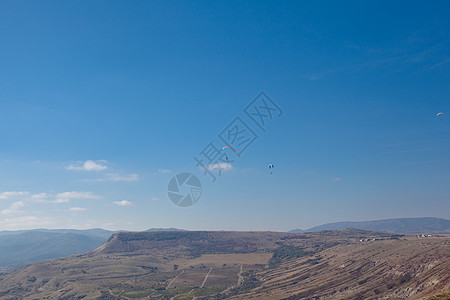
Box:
[117,231,196,242]
[0,231,447,299]
[269,246,313,266]
[427,292,450,300]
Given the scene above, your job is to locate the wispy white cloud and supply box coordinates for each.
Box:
[55,191,102,203]
[0,191,102,205]
[331,177,342,182]
[30,193,51,203]
[381,146,450,155]
[92,173,139,182]
[68,160,139,183]
[206,162,233,171]
[53,198,70,204]
[30,193,48,200]
[151,197,161,201]
[113,200,133,206]
[0,191,29,199]
[0,216,54,230]
[426,57,450,70]
[0,201,25,215]
[307,55,407,80]
[69,207,87,212]
[66,160,107,171]
[56,191,101,199]
[158,169,172,174]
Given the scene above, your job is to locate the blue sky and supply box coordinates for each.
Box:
[0,1,449,231]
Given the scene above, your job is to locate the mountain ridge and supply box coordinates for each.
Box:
[0,228,186,270]
[290,217,450,234]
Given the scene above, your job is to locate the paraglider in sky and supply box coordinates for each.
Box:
[268,163,274,174]
[221,146,238,161]
[222,146,237,155]
[437,112,446,121]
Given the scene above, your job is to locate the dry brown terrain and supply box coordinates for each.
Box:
[227,236,450,299]
[0,230,448,299]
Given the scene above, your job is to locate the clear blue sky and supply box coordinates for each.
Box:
[0,1,449,231]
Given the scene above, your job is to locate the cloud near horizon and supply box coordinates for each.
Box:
[66,160,108,171]
[206,162,233,171]
[0,201,26,215]
[0,191,102,205]
[55,191,102,203]
[113,200,133,206]
[69,207,87,212]
[0,191,29,199]
[90,173,139,182]
[0,216,54,230]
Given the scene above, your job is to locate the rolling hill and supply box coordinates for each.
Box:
[290,217,450,234]
[0,231,107,270]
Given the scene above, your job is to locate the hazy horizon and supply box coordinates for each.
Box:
[0,216,448,234]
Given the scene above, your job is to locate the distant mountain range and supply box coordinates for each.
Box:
[0,228,114,239]
[0,228,184,270]
[0,231,106,270]
[289,217,450,234]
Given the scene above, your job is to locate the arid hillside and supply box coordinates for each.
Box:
[0,229,448,299]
